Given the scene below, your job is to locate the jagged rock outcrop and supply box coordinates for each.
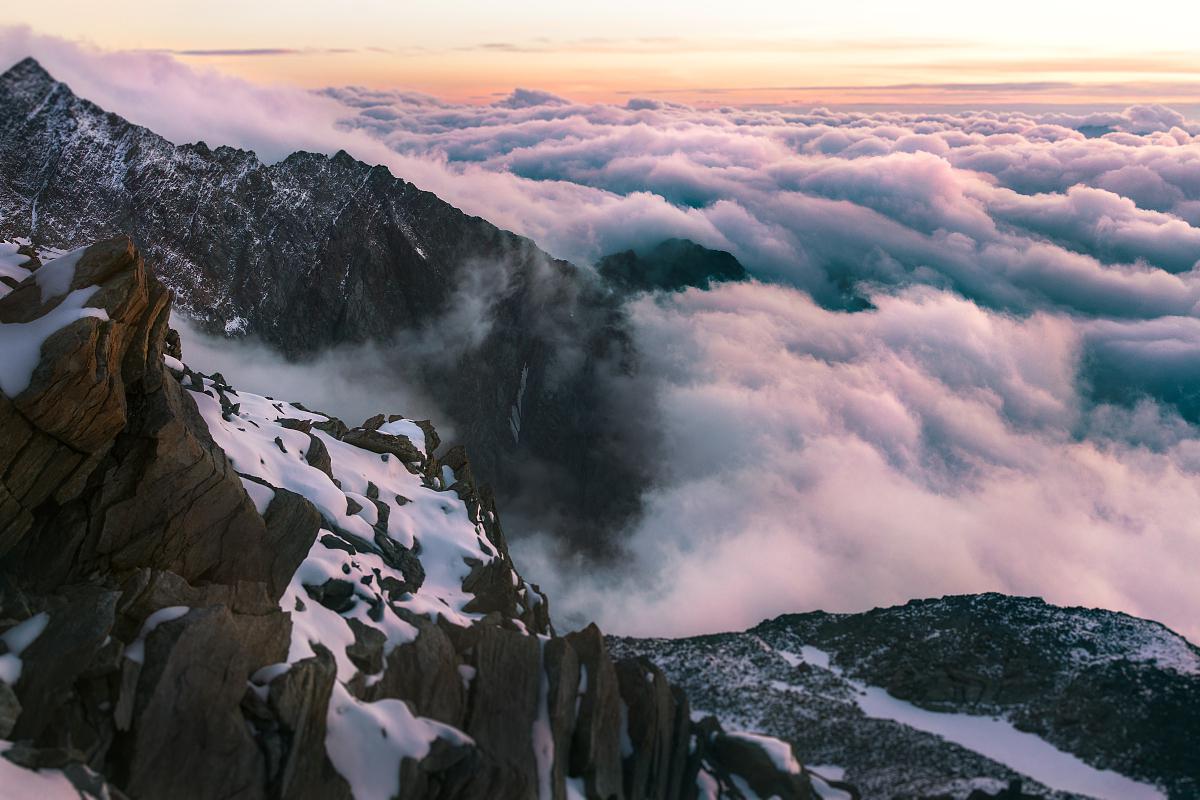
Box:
[0,56,650,559]
[0,237,314,598]
[0,236,824,798]
[564,625,624,798]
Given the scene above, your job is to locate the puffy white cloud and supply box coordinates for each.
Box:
[518,285,1200,641]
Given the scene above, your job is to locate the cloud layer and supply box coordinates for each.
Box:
[320,78,1200,639]
[5,32,1200,640]
[521,284,1200,639]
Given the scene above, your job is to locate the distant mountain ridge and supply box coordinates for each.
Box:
[0,56,648,554]
[611,594,1199,799]
[0,57,543,339]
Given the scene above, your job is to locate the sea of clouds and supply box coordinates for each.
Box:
[5,27,1200,639]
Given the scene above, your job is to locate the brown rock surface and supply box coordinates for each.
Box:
[0,233,832,799]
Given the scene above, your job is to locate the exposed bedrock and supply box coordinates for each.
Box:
[0,236,825,798]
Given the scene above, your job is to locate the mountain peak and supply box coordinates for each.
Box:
[0,56,69,110]
[1,56,58,88]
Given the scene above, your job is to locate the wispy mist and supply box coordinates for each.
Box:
[173,317,454,438]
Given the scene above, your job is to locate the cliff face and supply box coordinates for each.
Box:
[0,56,646,558]
[0,237,839,799]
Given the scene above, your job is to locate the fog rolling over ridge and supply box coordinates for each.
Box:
[4,35,1200,642]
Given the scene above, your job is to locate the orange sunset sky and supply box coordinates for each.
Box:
[4,0,1200,107]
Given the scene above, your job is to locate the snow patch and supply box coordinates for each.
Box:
[1126,629,1200,675]
[811,771,854,800]
[223,315,249,335]
[457,664,476,692]
[726,731,801,775]
[0,242,32,299]
[0,286,108,397]
[575,663,589,717]
[787,642,1170,800]
[325,682,471,800]
[376,419,426,453]
[776,649,803,668]
[729,774,759,799]
[618,700,634,757]
[799,645,830,670]
[0,741,84,800]
[35,246,87,302]
[240,478,276,515]
[564,775,588,800]
[124,606,190,664]
[851,681,1165,799]
[809,764,846,781]
[0,612,50,684]
[695,768,721,800]
[281,534,420,681]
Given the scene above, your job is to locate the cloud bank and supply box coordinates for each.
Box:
[523,284,1200,638]
[322,75,1200,639]
[5,31,1200,640]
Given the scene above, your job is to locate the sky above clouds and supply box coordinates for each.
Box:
[4,2,1200,106]
[3,26,1200,641]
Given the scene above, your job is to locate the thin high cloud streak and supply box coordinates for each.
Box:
[6,33,1200,639]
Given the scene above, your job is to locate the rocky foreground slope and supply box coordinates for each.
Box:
[611,595,1200,800]
[0,237,854,798]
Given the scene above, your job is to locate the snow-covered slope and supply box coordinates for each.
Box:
[0,236,831,799]
[177,367,550,799]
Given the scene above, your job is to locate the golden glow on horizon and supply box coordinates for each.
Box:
[5,0,1200,106]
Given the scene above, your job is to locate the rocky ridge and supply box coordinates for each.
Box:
[0,236,845,799]
[610,595,1199,800]
[0,56,648,558]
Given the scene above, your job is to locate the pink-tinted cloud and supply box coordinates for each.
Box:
[520,285,1200,641]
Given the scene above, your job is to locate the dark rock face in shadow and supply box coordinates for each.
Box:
[597,239,748,295]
